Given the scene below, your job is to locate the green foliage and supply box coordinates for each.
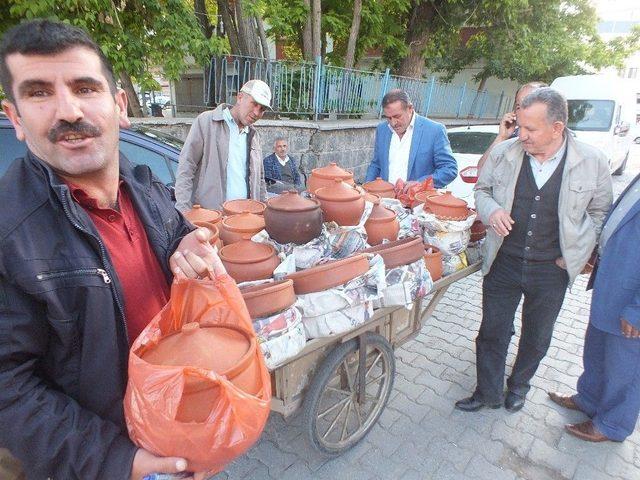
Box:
[2,0,228,91]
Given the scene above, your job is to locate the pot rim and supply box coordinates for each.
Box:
[222,199,266,215]
[311,162,354,180]
[240,278,294,299]
[285,253,367,281]
[266,191,321,212]
[219,241,277,264]
[221,212,265,232]
[315,180,363,202]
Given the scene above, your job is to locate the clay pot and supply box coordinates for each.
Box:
[423,244,443,281]
[362,177,396,199]
[219,212,265,245]
[264,191,323,244]
[315,179,365,226]
[364,200,400,246]
[307,162,355,193]
[222,199,266,216]
[413,189,442,208]
[240,279,296,318]
[141,321,261,422]
[360,236,425,269]
[219,240,280,283]
[192,221,223,250]
[284,254,369,294]
[423,192,470,220]
[470,219,487,243]
[184,204,222,225]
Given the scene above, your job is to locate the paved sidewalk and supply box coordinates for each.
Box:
[213,149,640,480]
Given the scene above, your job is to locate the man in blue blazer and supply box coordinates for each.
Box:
[549,173,640,442]
[365,89,457,189]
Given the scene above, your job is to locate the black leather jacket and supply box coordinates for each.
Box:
[0,152,191,479]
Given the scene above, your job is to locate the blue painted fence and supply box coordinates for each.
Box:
[206,55,512,120]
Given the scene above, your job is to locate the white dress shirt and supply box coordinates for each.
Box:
[387,113,416,183]
[527,138,567,189]
[276,154,290,167]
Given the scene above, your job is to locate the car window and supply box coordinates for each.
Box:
[447,132,497,155]
[119,139,174,184]
[0,128,28,178]
[567,100,615,132]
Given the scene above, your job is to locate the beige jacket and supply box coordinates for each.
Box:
[175,104,267,212]
[475,133,613,284]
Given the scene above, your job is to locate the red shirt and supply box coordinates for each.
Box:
[68,182,170,344]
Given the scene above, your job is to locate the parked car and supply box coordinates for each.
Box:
[0,115,181,187]
[446,125,499,207]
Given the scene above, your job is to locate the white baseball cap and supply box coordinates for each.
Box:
[240,79,272,109]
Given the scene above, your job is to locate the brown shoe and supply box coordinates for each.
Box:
[548,391,582,412]
[565,420,617,442]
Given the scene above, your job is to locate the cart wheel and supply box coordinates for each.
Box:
[303,332,395,455]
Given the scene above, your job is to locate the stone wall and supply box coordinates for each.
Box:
[131,116,495,183]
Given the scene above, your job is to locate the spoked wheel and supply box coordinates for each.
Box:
[303,332,395,455]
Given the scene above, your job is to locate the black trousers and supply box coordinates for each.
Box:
[474,252,569,403]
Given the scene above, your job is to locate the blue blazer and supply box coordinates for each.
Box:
[590,173,640,334]
[365,114,458,188]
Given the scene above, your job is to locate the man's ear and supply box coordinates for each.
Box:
[1,99,25,141]
[553,121,565,137]
[115,89,130,129]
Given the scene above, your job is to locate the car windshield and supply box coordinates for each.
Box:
[130,126,184,150]
[567,100,614,132]
[447,131,497,155]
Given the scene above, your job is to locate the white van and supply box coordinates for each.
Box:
[550,74,636,175]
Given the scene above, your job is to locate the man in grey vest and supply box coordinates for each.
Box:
[456,88,612,413]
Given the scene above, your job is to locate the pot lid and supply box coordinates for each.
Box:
[222,212,265,232]
[311,162,353,180]
[425,191,467,209]
[141,322,251,374]
[367,201,396,222]
[363,177,395,193]
[219,240,276,264]
[222,199,266,215]
[315,179,362,201]
[266,190,320,212]
[184,204,222,223]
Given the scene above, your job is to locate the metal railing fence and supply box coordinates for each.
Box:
[205,55,512,120]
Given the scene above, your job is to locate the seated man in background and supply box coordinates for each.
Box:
[263,136,304,193]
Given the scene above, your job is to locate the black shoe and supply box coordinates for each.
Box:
[504,391,525,412]
[455,396,501,412]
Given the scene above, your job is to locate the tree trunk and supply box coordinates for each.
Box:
[235,0,261,57]
[119,71,144,118]
[194,0,213,38]
[344,0,362,69]
[302,0,314,61]
[398,1,440,78]
[218,0,242,55]
[469,76,488,118]
[255,16,270,59]
[312,0,322,59]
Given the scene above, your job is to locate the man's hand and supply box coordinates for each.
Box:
[498,111,517,140]
[555,257,567,270]
[488,209,514,237]
[401,180,419,194]
[130,449,189,480]
[169,228,227,280]
[621,318,640,339]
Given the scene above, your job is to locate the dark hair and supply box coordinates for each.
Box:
[382,89,413,109]
[0,19,117,102]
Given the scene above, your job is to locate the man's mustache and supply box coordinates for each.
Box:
[47,121,101,142]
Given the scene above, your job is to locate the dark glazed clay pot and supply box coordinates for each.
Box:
[364,200,400,246]
[360,236,425,269]
[307,162,355,193]
[264,191,323,244]
[362,177,396,199]
[219,212,265,245]
[219,240,280,283]
[423,244,443,281]
[222,199,266,216]
[470,219,486,243]
[240,279,297,319]
[184,204,222,225]
[284,254,369,294]
[315,179,365,226]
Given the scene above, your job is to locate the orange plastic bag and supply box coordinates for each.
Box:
[395,176,435,208]
[124,274,271,473]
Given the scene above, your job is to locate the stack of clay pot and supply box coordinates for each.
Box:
[423,244,443,281]
[240,279,297,318]
[315,179,365,226]
[263,191,323,245]
[284,254,370,294]
[364,200,400,245]
[307,162,355,194]
[219,211,265,245]
[421,191,471,220]
[362,177,395,199]
[360,237,425,269]
[183,204,223,249]
[412,188,442,209]
[219,240,280,284]
[222,199,266,216]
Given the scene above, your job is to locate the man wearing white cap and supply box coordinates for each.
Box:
[175,79,271,211]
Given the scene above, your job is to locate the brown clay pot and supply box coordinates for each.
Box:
[362,177,396,199]
[141,321,261,422]
[219,212,265,245]
[219,240,280,283]
[412,189,442,208]
[364,200,400,246]
[470,219,487,243]
[264,191,323,244]
[423,192,470,219]
[307,162,355,193]
[222,199,266,216]
[315,179,365,226]
[284,254,369,294]
[360,236,425,269]
[240,279,297,319]
[184,204,222,225]
[423,244,443,281]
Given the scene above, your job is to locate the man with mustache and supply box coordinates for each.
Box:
[174,79,270,212]
[455,88,612,414]
[0,19,222,479]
